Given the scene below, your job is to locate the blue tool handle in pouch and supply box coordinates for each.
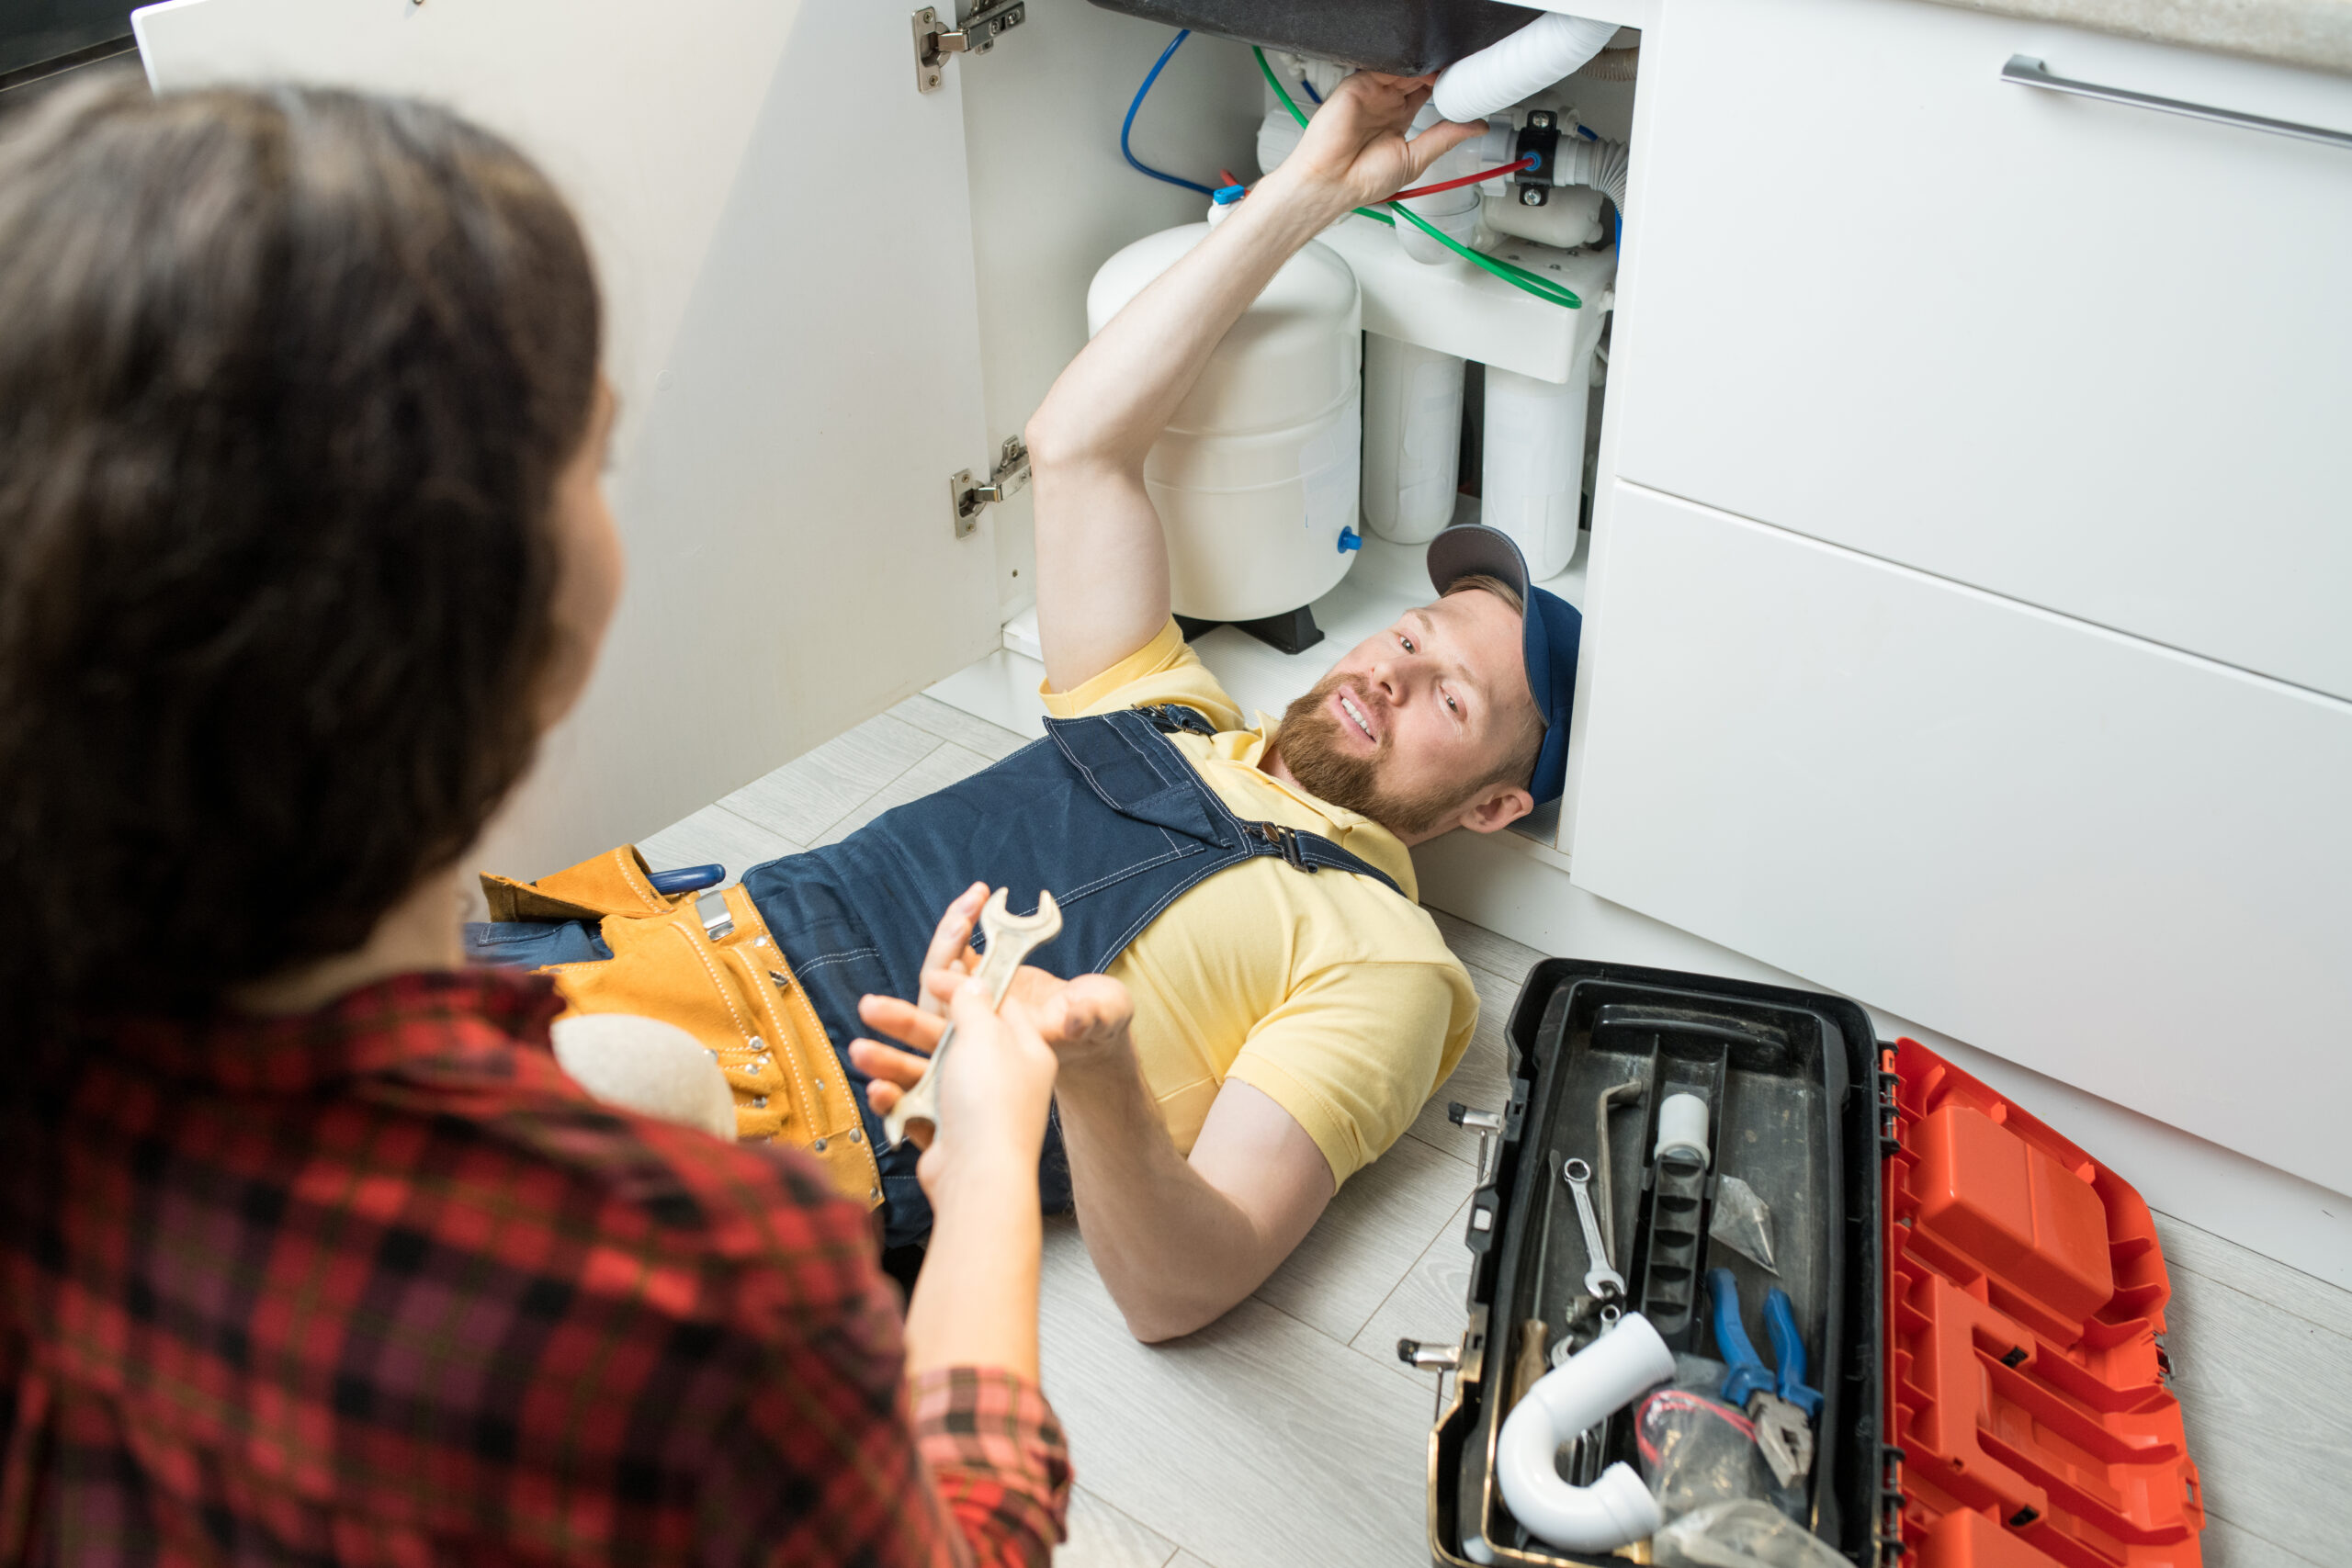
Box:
[1710,1268,1776,1408]
[1763,1288,1823,1418]
[648,863,726,896]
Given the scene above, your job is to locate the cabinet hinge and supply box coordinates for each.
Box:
[949,435,1030,537]
[912,1,1025,94]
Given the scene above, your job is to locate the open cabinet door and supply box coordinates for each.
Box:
[133,0,1001,880]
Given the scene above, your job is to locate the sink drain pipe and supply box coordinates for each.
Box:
[1493,1312,1677,1552]
[1433,12,1621,123]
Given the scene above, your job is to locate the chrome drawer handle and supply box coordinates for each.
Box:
[2001,54,2352,152]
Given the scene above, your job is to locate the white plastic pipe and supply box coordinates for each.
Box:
[1362,334,1464,543]
[1496,1313,1677,1553]
[1433,13,1620,125]
[1481,184,1607,250]
[1482,364,1590,579]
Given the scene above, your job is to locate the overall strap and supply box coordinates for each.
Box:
[1131,701,1404,897]
[1235,818,1403,897]
[1138,702,1220,739]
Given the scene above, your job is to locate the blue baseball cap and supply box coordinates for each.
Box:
[1425,524,1582,805]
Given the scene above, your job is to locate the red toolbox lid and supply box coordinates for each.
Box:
[1880,1039,2203,1568]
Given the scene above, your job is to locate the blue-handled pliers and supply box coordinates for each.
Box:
[1708,1268,1822,1486]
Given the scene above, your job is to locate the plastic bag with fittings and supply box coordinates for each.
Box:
[1651,1500,1850,1568]
[1635,1356,1790,1523]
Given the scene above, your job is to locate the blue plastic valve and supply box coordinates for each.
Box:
[1212,183,1246,206]
[1338,526,1363,553]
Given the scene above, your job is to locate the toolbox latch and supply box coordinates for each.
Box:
[1876,1444,1908,1565]
[1876,1063,1904,1156]
[1448,1100,1505,1187]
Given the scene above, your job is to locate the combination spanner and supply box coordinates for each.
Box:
[1563,1156,1626,1308]
[882,887,1061,1148]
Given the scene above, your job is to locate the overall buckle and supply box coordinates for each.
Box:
[1252,821,1316,872]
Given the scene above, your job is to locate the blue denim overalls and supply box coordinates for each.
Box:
[467,705,1403,1249]
[741,705,1400,1247]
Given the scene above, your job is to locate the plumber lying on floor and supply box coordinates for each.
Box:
[489,74,1578,1342]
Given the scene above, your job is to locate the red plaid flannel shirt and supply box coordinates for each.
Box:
[0,969,1070,1565]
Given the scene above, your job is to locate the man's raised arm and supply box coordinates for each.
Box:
[1023,73,1482,694]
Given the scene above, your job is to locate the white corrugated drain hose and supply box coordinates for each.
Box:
[1494,1312,1678,1553]
[1552,134,1630,211]
[1432,12,1620,124]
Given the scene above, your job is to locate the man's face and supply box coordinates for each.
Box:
[1272,588,1539,842]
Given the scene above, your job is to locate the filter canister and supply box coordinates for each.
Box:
[1654,1092,1711,1169]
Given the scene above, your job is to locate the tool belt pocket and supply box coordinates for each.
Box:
[480,846,882,1206]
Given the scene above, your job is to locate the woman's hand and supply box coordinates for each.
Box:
[858,956,1136,1084]
[851,976,1058,1200]
[1267,70,1484,220]
[850,885,1055,1185]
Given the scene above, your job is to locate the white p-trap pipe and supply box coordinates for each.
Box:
[1495,1312,1677,1553]
[1432,12,1621,125]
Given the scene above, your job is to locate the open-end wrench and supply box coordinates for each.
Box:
[1563,1157,1626,1304]
[882,887,1062,1148]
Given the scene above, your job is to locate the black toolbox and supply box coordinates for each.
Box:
[1418,959,2204,1568]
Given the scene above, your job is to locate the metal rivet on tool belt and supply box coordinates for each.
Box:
[747,1036,763,1051]
[869,1187,881,1201]
[848,1129,863,1144]
[768,968,792,989]
[752,1096,767,1109]
[812,1138,827,1152]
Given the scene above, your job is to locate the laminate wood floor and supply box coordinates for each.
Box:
[643,702,2352,1568]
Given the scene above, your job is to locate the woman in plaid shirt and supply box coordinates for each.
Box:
[0,82,1076,1565]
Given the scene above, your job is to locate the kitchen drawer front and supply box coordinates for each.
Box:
[1569,481,2352,1194]
[1613,0,2352,699]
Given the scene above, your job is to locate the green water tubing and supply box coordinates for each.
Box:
[1250,47,1580,310]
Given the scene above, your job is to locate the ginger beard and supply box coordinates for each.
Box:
[1273,668,1465,840]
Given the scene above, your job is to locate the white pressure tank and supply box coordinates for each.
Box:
[1086,197,1363,625]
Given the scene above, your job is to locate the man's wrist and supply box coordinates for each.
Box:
[1250,163,1357,236]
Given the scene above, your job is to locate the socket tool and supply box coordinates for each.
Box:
[1708,1268,1823,1487]
[882,887,1062,1148]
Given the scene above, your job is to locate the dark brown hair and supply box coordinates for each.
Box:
[0,81,601,1028]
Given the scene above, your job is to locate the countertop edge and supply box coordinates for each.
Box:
[1916,0,2352,78]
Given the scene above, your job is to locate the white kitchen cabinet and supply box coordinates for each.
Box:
[1569,479,2352,1195]
[1610,0,2352,700]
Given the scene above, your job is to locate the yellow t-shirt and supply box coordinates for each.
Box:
[1041,621,1478,1187]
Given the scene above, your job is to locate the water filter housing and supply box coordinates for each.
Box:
[1087,220,1363,625]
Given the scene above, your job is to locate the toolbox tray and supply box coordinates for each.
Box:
[1424,958,2204,1568]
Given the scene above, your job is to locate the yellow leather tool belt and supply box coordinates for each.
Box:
[481,846,883,1207]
